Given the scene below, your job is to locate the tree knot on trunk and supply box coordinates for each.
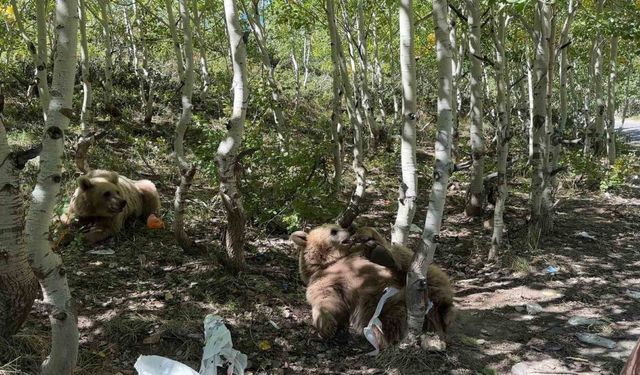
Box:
[46,126,64,140]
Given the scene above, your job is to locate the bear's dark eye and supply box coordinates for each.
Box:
[104,191,112,198]
[330,229,338,236]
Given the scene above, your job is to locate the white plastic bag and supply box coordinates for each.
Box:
[134,315,247,375]
[134,355,199,375]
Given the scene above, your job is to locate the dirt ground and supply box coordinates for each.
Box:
[1,118,639,374]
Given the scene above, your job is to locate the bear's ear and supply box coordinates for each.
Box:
[105,171,119,185]
[78,176,93,190]
[290,231,308,247]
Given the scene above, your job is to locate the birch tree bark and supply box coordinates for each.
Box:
[489,12,510,260]
[97,0,115,112]
[328,6,345,194]
[0,116,39,337]
[540,3,556,233]
[170,0,197,252]
[355,0,379,148]
[192,0,211,98]
[219,0,249,272]
[464,0,485,217]
[406,0,453,339]
[391,0,418,246]
[25,0,80,372]
[592,0,605,155]
[328,0,367,229]
[555,0,577,172]
[606,36,618,165]
[132,2,155,124]
[75,0,93,173]
[243,0,286,146]
[9,0,50,120]
[528,0,551,248]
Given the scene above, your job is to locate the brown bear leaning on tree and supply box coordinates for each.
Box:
[290,224,454,349]
[61,169,161,244]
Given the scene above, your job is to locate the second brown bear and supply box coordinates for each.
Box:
[61,169,160,244]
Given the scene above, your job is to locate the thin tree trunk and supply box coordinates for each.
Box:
[0,117,39,337]
[192,0,211,98]
[406,0,453,339]
[302,35,310,88]
[555,0,577,172]
[606,36,618,165]
[98,0,114,111]
[170,0,197,252]
[355,0,379,148]
[10,0,50,120]
[528,0,550,248]
[592,0,605,154]
[391,0,418,246]
[540,3,556,233]
[328,7,345,194]
[35,0,50,119]
[76,0,93,173]
[464,0,484,217]
[329,0,366,229]
[621,64,631,129]
[25,0,80,372]
[165,0,185,80]
[243,0,287,146]
[219,0,249,273]
[134,2,155,124]
[527,45,535,162]
[371,14,388,130]
[489,12,510,260]
[449,8,459,159]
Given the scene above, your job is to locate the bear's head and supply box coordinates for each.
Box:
[73,171,127,218]
[291,224,355,275]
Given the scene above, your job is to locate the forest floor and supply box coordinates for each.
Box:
[2,116,640,375]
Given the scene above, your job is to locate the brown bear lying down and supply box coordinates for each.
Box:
[290,224,454,350]
[61,169,160,244]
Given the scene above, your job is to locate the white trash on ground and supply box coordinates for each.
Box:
[363,287,400,356]
[134,314,247,375]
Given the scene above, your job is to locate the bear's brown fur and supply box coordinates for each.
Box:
[61,169,160,244]
[291,224,454,349]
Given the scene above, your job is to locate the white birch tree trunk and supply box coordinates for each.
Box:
[0,117,39,337]
[592,0,605,154]
[489,12,510,260]
[327,0,366,228]
[25,0,80,372]
[391,0,418,246]
[540,3,556,233]
[98,0,114,111]
[328,7,345,194]
[527,45,535,162]
[219,0,249,273]
[192,0,211,98]
[133,2,155,124]
[165,0,185,80]
[606,36,618,165]
[76,0,93,173]
[243,0,286,146]
[35,0,50,119]
[171,0,197,252]
[10,0,51,120]
[555,0,577,172]
[528,0,550,248]
[355,0,379,148]
[464,0,484,217]
[371,13,388,131]
[406,0,453,338]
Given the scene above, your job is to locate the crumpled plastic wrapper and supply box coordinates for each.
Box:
[134,314,247,375]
